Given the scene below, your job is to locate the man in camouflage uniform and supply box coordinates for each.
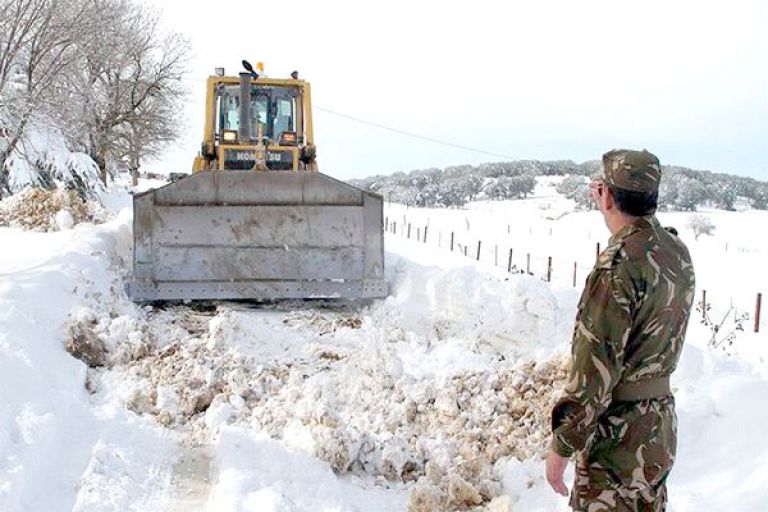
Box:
[546,149,696,511]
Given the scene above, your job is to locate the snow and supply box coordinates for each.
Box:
[0,176,767,511]
[3,124,104,197]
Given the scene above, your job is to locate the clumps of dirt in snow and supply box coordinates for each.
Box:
[282,310,363,335]
[0,186,108,231]
[89,305,568,510]
[401,359,567,510]
[64,307,154,370]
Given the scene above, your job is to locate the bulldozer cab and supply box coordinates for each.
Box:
[127,65,388,303]
[194,70,316,173]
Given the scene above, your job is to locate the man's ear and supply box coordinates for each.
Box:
[603,187,615,212]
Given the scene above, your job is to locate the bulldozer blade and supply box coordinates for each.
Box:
[127,171,388,302]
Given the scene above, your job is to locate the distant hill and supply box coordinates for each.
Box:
[350,160,768,211]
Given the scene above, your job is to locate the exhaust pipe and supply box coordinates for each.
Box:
[238,72,251,142]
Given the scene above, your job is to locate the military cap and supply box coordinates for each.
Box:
[602,149,661,193]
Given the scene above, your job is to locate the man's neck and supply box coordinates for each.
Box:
[607,211,640,235]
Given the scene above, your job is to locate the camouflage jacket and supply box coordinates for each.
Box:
[551,215,695,458]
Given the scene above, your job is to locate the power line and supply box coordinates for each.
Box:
[179,74,515,160]
[314,106,515,161]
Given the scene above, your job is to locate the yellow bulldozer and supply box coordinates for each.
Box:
[127,61,388,302]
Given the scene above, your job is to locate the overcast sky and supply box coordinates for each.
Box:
[144,0,767,181]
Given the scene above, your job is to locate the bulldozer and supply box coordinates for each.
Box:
[127,61,388,302]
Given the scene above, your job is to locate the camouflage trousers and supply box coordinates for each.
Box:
[569,396,676,512]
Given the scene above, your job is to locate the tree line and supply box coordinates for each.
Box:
[0,0,189,196]
[351,160,580,208]
[352,160,768,211]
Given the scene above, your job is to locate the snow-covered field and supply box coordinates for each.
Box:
[1,177,767,511]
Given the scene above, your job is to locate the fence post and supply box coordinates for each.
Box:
[573,262,577,287]
[756,293,762,333]
[385,216,388,231]
[476,240,482,261]
[508,248,514,272]
[547,256,552,282]
[424,226,428,244]
[408,223,411,239]
[507,224,510,234]
[392,221,397,234]
[701,290,707,320]
[596,243,601,261]
[494,245,498,266]
[417,227,420,242]
[526,253,531,274]
[450,232,455,252]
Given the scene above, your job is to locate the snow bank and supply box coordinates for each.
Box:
[0,208,178,511]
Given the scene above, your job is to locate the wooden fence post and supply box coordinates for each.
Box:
[756,293,762,333]
[508,248,513,272]
[407,223,411,239]
[450,232,455,252]
[385,216,388,231]
[424,226,428,244]
[526,253,531,274]
[476,240,482,261]
[416,227,420,242]
[392,221,396,234]
[494,244,498,266]
[596,243,601,261]
[547,256,552,282]
[573,262,577,287]
[701,290,707,320]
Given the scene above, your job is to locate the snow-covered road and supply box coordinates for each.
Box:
[1,184,767,511]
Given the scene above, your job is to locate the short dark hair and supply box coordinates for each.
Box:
[607,184,658,216]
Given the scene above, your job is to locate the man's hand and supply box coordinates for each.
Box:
[546,448,569,497]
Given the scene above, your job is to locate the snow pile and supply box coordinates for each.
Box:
[0,186,109,231]
[63,255,575,509]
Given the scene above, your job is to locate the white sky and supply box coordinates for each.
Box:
[144,0,768,181]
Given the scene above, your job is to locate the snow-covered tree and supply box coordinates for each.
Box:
[0,0,101,194]
[749,188,768,210]
[708,182,738,210]
[673,175,707,211]
[688,214,715,240]
[556,174,593,209]
[0,0,189,194]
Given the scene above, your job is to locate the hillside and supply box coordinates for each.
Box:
[351,160,768,211]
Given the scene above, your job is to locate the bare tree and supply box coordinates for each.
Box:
[59,0,189,184]
[113,93,183,186]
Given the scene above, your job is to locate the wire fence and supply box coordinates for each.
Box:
[385,215,765,334]
[386,216,599,289]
